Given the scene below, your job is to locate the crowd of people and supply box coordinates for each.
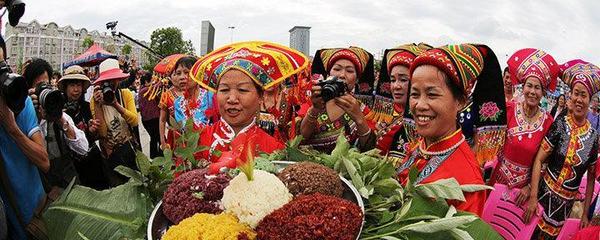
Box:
[2,38,600,239]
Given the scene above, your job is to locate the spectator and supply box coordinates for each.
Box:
[90,59,139,186]
[0,45,50,239]
[50,72,61,87]
[138,72,162,158]
[60,65,109,190]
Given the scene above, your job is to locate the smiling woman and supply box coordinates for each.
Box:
[395,44,506,217]
[189,41,309,167]
[374,43,431,166]
[525,60,600,239]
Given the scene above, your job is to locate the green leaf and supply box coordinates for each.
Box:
[450,228,474,240]
[134,151,151,177]
[400,215,478,233]
[43,180,151,240]
[415,178,465,201]
[186,131,200,150]
[445,205,457,218]
[406,166,419,192]
[459,184,494,192]
[373,178,402,196]
[77,232,91,240]
[381,236,404,240]
[114,166,143,184]
[163,148,174,170]
[341,157,366,195]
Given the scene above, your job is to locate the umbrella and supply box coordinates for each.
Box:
[153,54,187,75]
[63,43,117,69]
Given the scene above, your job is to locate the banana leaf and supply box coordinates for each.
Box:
[43,179,152,240]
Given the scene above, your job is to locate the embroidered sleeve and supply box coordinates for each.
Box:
[543,118,562,149]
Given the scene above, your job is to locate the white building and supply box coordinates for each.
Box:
[4,20,148,73]
[289,26,311,58]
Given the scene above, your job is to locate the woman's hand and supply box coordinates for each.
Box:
[334,94,363,122]
[523,197,538,224]
[310,85,326,110]
[515,185,531,206]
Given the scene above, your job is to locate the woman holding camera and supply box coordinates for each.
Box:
[300,46,376,153]
[59,65,108,190]
[374,43,430,166]
[90,59,139,186]
[396,44,506,216]
[189,41,307,170]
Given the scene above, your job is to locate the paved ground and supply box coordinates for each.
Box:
[138,113,151,157]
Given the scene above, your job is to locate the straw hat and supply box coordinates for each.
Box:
[58,65,90,91]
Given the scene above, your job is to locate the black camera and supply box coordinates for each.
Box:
[35,83,65,121]
[101,81,115,104]
[0,61,27,114]
[317,76,348,102]
[64,100,79,116]
[3,0,26,27]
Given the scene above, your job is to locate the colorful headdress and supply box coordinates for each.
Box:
[311,46,375,107]
[410,44,507,166]
[190,41,309,92]
[560,59,600,95]
[507,48,559,92]
[372,43,431,123]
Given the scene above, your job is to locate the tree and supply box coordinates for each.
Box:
[82,36,94,49]
[105,44,117,54]
[122,44,132,56]
[144,27,195,70]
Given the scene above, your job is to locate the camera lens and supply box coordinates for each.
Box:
[0,72,27,114]
[37,84,65,121]
[102,82,115,103]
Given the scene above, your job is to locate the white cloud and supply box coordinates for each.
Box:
[13,0,600,66]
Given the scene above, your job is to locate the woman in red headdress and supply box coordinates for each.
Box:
[489,48,558,199]
[189,41,309,173]
[374,43,431,166]
[396,44,506,216]
[299,46,377,154]
[524,60,600,239]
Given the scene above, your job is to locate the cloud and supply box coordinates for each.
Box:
[14,0,600,65]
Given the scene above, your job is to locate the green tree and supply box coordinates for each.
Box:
[105,44,117,54]
[82,36,94,49]
[121,44,132,56]
[144,27,195,70]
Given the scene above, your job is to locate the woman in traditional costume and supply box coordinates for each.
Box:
[489,48,558,197]
[374,43,431,166]
[299,46,376,153]
[159,56,216,150]
[396,44,506,216]
[525,60,600,239]
[189,41,308,171]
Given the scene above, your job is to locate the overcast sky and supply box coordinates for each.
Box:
[14,0,600,66]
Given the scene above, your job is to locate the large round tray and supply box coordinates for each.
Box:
[148,161,365,239]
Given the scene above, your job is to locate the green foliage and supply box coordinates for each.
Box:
[121,44,132,56]
[82,36,94,49]
[43,179,151,240]
[262,135,502,240]
[144,27,195,70]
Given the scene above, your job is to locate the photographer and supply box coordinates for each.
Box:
[23,58,52,115]
[36,82,88,191]
[0,36,49,240]
[60,65,108,190]
[300,47,376,153]
[90,59,139,186]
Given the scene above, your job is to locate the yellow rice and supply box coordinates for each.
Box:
[161,213,256,240]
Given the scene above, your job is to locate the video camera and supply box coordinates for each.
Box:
[2,0,25,27]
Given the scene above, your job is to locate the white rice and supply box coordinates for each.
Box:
[221,170,293,228]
